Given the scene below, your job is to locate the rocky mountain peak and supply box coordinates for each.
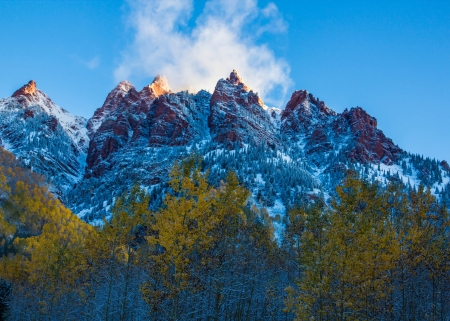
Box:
[98,80,137,113]
[343,107,377,129]
[339,107,402,165]
[228,69,242,84]
[281,90,336,136]
[86,81,140,135]
[209,70,277,147]
[1,75,448,224]
[284,90,308,112]
[141,75,172,100]
[12,80,37,97]
[115,80,134,93]
[0,80,89,200]
[227,69,251,91]
[283,90,335,116]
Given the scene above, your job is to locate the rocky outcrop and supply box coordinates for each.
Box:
[140,75,172,101]
[280,90,402,166]
[341,107,402,165]
[147,91,210,146]
[209,70,278,147]
[281,90,336,135]
[12,80,37,97]
[84,76,210,178]
[86,81,140,136]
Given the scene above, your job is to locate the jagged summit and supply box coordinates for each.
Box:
[227,69,251,92]
[283,90,335,116]
[212,70,264,106]
[149,75,171,95]
[228,69,243,84]
[87,76,173,135]
[0,79,89,199]
[86,81,138,135]
[280,90,402,165]
[281,90,335,137]
[12,80,37,97]
[2,81,88,146]
[209,70,277,147]
[140,75,172,100]
[115,80,135,93]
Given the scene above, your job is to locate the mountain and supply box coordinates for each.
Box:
[280,90,403,166]
[1,73,449,224]
[0,80,88,199]
[209,70,278,147]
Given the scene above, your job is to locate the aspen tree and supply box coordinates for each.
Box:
[92,183,149,321]
[284,202,331,321]
[143,156,218,320]
[286,173,400,321]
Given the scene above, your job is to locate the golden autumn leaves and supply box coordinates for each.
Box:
[1,145,449,320]
[0,151,255,319]
[284,173,450,320]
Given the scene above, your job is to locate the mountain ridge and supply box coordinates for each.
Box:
[1,71,449,222]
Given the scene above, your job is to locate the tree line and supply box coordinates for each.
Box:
[0,147,449,320]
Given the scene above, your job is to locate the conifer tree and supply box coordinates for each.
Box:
[0,278,11,321]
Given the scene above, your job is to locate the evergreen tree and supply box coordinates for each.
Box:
[0,278,11,321]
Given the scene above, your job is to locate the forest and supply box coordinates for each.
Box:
[0,147,449,321]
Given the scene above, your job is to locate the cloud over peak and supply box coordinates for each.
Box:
[115,0,292,106]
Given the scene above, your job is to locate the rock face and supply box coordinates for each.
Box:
[140,75,172,100]
[281,90,336,135]
[84,76,210,179]
[86,80,139,135]
[209,70,278,147]
[280,90,402,166]
[147,90,210,146]
[441,161,450,172]
[341,107,402,165]
[12,80,37,97]
[85,81,142,178]
[0,80,88,198]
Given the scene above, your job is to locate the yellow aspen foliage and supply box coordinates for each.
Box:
[143,156,218,305]
[96,183,150,265]
[0,148,95,315]
[286,172,400,321]
[85,183,150,321]
[330,173,399,319]
[142,156,250,319]
[284,202,332,321]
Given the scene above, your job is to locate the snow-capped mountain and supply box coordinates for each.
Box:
[84,75,210,179]
[280,90,403,166]
[0,80,88,199]
[1,73,449,223]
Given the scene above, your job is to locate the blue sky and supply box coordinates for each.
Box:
[0,0,449,161]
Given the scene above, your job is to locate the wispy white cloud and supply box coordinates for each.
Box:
[115,0,292,106]
[85,56,101,70]
[72,54,101,70]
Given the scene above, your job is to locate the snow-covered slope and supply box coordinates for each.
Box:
[0,80,88,198]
